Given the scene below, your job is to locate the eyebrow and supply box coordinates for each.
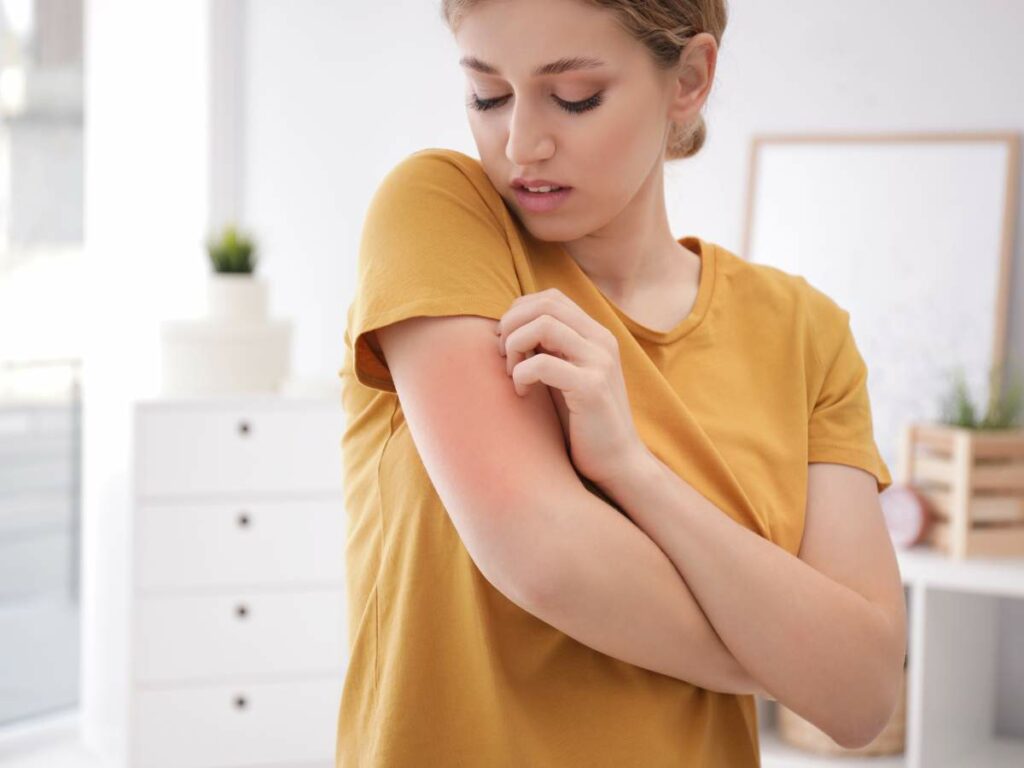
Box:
[458,55,607,77]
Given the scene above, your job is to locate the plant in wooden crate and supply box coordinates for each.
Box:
[897,360,1024,559]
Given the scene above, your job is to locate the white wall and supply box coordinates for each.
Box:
[242,0,471,385]
[242,0,1024,387]
[80,0,210,760]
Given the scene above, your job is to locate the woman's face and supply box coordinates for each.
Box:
[454,0,705,241]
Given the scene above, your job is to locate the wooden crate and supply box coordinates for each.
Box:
[896,422,1024,559]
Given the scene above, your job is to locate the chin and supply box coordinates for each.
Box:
[521,217,583,246]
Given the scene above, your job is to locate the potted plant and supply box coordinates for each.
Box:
[898,359,1024,559]
[205,224,267,323]
[937,362,1024,429]
[159,223,292,396]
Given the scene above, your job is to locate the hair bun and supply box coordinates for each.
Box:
[667,114,707,160]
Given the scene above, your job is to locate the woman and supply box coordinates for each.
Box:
[337,0,907,765]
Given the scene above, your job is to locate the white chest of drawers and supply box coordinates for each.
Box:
[116,395,347,767]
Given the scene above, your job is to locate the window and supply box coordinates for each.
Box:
[0,0,84,727]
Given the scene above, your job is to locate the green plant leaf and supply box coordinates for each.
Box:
[205,222,258,274]
[938,365,977,428]
[939,359,1024,430]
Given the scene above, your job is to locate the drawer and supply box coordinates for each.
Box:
[134,403,344,497]
[134,589,346,683]
[131,675,342,767]
[136,499,345,590]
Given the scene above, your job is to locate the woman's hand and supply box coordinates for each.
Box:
[496,288,644,491]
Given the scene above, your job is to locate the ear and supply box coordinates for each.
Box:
[666,32,718,129]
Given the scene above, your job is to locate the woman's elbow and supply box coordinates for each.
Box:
[833,664,904,750]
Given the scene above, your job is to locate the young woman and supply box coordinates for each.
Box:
[337,1,907,765]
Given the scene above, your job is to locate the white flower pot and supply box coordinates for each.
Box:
[207,273,268,323]
[160,318,292,396]
[159,271,293,396]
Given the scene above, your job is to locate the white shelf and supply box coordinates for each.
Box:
[895,544,1024,596]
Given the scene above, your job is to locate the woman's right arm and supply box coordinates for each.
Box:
[374,313,771,698]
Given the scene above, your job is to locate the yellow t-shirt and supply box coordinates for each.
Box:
[336,147,892,767]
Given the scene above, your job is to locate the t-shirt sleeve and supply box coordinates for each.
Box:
[807,297,893,495]
[346,150,522,393]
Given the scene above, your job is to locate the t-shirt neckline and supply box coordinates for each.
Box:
[556,235,716,345]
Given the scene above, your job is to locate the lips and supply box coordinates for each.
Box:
[512,177,571,190]
[512,185,573,213]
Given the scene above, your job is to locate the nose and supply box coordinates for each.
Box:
[505,99,554,167]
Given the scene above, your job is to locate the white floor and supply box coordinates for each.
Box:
[0,711,105,768]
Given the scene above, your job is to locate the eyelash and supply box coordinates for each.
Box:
[467,90,605,115]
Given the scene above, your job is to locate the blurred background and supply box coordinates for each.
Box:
[0,1,1022,767]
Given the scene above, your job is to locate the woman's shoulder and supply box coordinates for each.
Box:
[712,242,822,316]
[370,146,505,219]
[382,146,490,190]
[710,242,849,353]
[406,145,483,169]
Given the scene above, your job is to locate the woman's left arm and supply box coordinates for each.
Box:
[497,288,906,749]
[601,448,907,751]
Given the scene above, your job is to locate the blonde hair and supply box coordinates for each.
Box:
[441,0,728,160]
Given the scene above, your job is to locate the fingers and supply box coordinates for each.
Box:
[497,289,618,395]
[499,289,614,354]
[509,349,581,397]
[502,314,601,377]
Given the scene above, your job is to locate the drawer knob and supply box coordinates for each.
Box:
[237,419,252,436]
[237,511,251,528]
[235,603,249,619]
[233,694,248,710]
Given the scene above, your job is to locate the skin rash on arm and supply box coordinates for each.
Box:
[372,313,769,697]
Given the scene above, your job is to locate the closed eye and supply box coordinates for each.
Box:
[467,90,605,115]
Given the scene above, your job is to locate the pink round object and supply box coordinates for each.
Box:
[880,484,932,548]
